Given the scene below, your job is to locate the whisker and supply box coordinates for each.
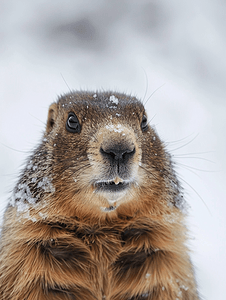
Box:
[165,133,198,145]
[175,163,202,179]
[147,114,157,126]
[0,143,30,154]
[0,172,21,177]
[29,113,45,125]
[141,67,149,104]
[175,162,216,173]
[172,151,214,156]
[60,73,72,92]
[139,164,158,181]
[75,164,91,173]
[144,83,165,106]
[177,174,211,215]
[173,155,215,164]
[169,134,199,152]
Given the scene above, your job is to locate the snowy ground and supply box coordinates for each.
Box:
[0,1,226,299]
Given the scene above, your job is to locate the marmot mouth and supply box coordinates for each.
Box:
[95,180,130,192]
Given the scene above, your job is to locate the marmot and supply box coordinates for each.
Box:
[0,91,200,300]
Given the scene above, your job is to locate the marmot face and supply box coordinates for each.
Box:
[44,91,181,217]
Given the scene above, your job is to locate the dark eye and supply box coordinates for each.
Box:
[66,112,81,133]
[141,115,148,131]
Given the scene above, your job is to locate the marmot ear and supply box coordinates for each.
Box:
[46,103,58,133]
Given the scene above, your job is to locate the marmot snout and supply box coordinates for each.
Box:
[0,91,200,300]
[87,115,141,211]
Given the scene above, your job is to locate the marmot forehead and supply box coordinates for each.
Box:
[57,91,145,115]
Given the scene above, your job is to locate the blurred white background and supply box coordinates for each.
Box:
[0,1,226,299]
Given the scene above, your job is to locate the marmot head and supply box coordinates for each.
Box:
[43,91,182,219]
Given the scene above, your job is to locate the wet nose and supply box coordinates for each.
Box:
[100,146,135,163]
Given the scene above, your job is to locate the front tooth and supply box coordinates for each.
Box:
[114,177,123,185]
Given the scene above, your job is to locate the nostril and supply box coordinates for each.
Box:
[100,147,113,158]
[122,148,135,160]
[108,151,117,160]
[100,146,135,162]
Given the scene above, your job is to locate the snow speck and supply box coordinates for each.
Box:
[14,200,29,213]
[168,178,188,212]
[109,95,118,105]
[10,183,37,211]
[27,160,33,170]
[141,293,149,298]
[116,113,121,117]
[153,136,156,141]
[37,177,55,193]
[180,284,189,291]
[93,94,97,98]
[105,124,124,133]
[9,176,55,221]
[177,291,182,298]
[145,273,151,279]
[39,212,48,220]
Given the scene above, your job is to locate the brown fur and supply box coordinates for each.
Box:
[0,91,200,299]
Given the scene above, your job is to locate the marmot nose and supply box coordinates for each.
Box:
[100,146,135,162]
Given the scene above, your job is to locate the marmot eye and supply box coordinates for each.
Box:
[141,115,148,131]
[66,112,81,133]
